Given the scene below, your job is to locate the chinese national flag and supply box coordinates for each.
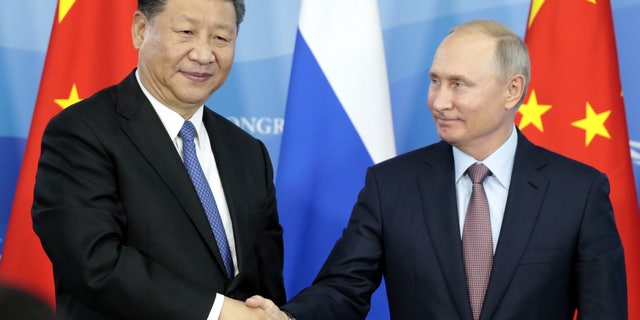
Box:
[0,1,137,306]
[519,0,640,318]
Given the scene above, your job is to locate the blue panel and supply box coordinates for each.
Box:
[0,137,26,253]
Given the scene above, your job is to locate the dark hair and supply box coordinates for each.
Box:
[138,0,245,28]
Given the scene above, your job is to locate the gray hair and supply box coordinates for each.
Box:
[137,0,245,29]
[450,19,530,104]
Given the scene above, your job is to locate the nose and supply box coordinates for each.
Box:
[429,86,452,114]
[189,37,215,64]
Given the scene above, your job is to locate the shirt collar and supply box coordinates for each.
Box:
[453,125,518,189]
[135,70,205,140]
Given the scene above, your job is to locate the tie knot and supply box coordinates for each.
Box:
[467,163,491,184]
[179,121,196,141]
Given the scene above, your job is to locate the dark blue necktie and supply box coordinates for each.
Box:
[179,120,234,278]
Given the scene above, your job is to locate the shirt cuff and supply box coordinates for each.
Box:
[207,293,225,320]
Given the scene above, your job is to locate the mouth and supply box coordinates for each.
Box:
[434,115,460,127]
[182,71,213,83]
[433,113,457,121]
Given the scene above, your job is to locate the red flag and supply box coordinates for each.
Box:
[519,0,640,317]
[0,1,137,306]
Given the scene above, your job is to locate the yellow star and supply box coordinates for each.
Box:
[528,0,545,28]
[58,0,77,23]
[518,90,552,132]
[529,1,595,28]
[54,84,82,109]
[571,102,611,146]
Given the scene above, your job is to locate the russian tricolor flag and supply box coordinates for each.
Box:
[276,0,396,318]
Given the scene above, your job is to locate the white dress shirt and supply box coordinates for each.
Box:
[453,126,518,253]
[136,71,234,319]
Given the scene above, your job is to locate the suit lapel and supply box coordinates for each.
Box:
[418,141,474,320]
[480,133,549,319]
[115,72,228,276]
[202,110,251,289]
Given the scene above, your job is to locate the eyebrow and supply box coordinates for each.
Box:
[429,71,472,83]
[175,14,235,32]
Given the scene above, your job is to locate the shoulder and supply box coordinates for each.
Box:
[49,71,136,125]
[516,135,607,190]
[368,140,451,179]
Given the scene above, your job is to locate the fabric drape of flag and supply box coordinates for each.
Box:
[519,0,640,317]
[276,0,396,318]
[0,0,137,306]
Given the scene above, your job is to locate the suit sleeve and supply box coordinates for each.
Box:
[576,173,627,319]
[32,112,215,320]
[254,141,286,306]
[283,167,384,319]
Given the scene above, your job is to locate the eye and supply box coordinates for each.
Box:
[179,30,194,35]
[430,78,440,86]
[213,35,229,42]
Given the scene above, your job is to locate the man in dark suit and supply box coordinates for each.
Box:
[0,283,58,320]
[248,19,627,319]
[32,0,285,319]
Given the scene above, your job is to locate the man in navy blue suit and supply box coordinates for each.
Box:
[248,19,627,320]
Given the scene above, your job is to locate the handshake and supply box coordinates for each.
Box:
[221,295,289,320]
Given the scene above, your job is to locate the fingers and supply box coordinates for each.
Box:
[245,295,271,308]
[246,295,286,320]
[221,296,276,320]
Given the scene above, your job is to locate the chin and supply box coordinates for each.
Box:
[437,127,456,140]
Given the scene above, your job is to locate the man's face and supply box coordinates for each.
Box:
[427,31,516,158]
[133,0,237,117]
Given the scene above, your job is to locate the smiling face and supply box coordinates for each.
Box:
[132,0,237,118]
[427,30,522,160]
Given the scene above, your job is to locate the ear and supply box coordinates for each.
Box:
[131,11,148,50]
[504,74,525,110]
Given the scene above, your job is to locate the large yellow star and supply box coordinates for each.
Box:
[58,0,77,23]
[528,0,545,28]
[518,90,552,132]
[571,102,611,146]
[529,0,595,28]
[54,84,82,109]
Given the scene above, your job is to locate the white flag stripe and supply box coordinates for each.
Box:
[299,0,396,163]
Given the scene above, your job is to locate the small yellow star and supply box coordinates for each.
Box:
[58,0,77,23]
[518,90,552,132]
[54,84,82,109]
[571,102,611,146]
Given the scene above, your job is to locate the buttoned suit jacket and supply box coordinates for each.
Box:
[283,130,627,319]
[32,70,286,319]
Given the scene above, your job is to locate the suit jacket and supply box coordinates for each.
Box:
[32,70,286,319]
[283,131,627,319]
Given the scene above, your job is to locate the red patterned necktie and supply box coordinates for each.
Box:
[462,163,493,320]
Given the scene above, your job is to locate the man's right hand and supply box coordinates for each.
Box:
[220,296,278,320]
[245,295,289,320]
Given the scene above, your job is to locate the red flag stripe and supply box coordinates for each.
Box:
[520,0,640,318]
[0,1,137,306]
